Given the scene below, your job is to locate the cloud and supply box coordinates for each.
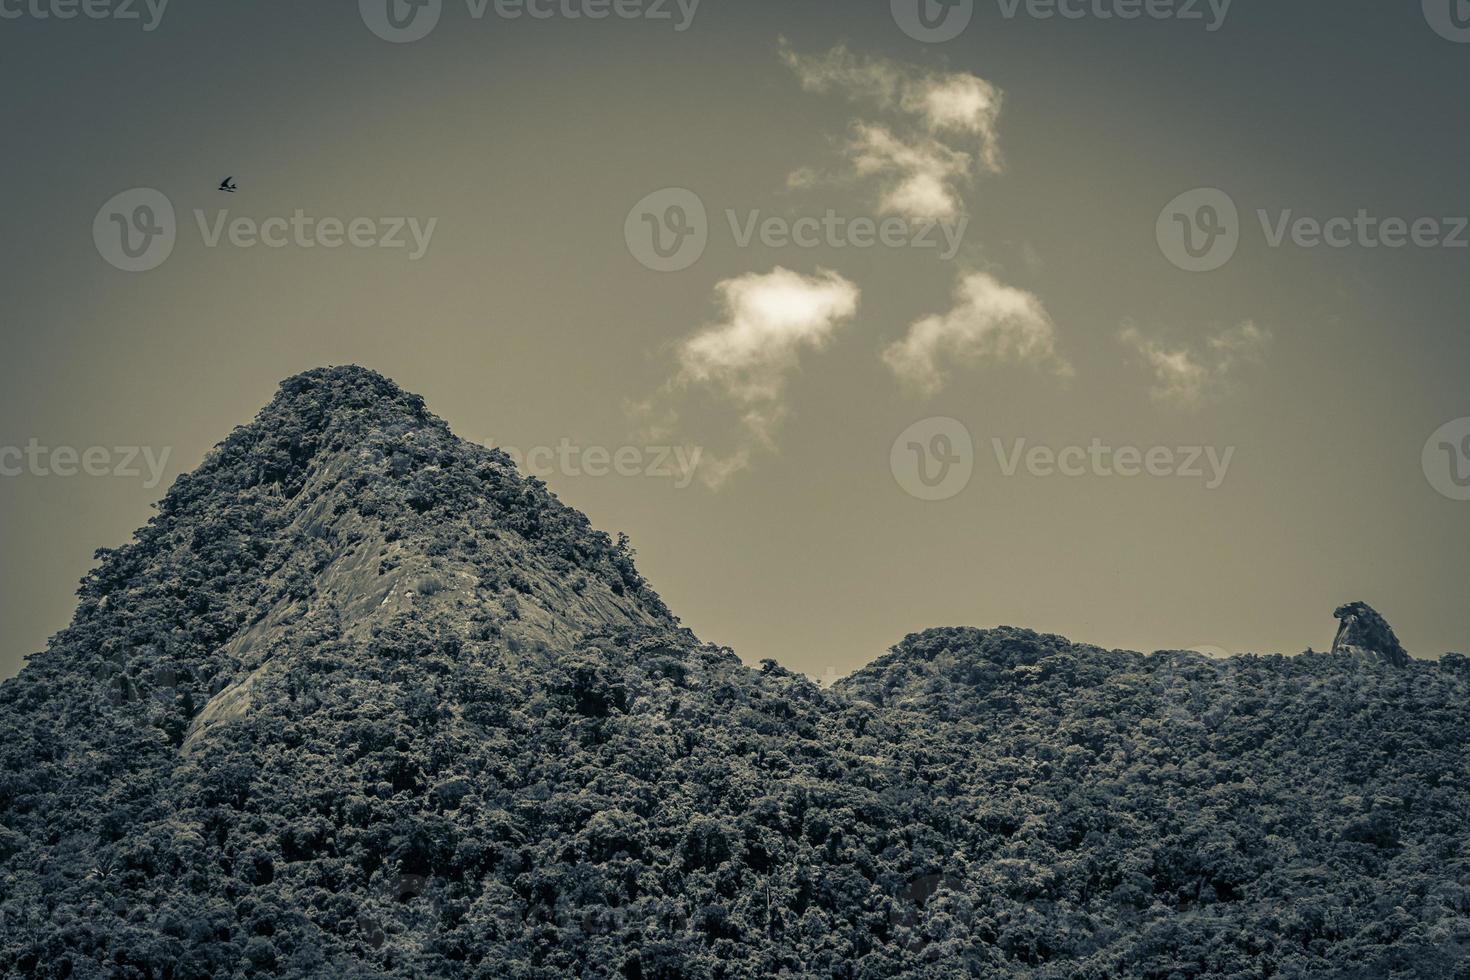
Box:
[918,75,1005,168]
[848,124,972,220]
[641,268,861,488]
[1119,320,1269,408]
[779,41,1003,165]
[883,272,1072,396]
[779,40,1004,219]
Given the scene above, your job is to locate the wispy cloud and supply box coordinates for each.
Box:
[639,267,861,488]
[883,272,1072,396]
[1119,320,1269,408]
[848,124,973,221]
[779,40,1004,219]
[779,41,1003,165]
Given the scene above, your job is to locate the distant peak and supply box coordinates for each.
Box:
[1332,601,1409,667]
[227,365,454,454]
[279,363,398,390]
[268,365,432,422]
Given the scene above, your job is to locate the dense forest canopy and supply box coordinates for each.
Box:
[1,367,1466,979]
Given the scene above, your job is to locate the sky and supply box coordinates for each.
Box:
[1,0,1467,682]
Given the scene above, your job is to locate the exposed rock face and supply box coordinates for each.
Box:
[1332,601,1410,667]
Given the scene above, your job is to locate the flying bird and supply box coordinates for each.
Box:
[218,177,238,193]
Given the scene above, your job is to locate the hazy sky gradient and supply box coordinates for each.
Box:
[2,0,1467,681]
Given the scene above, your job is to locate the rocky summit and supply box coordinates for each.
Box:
[1,367,1468,979]
[1332,601,1411,668]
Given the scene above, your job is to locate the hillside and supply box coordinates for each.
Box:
[1,367,1467,979]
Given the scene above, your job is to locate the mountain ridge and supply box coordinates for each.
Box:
[2,366,1467,979]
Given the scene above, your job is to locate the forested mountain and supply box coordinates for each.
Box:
[1,367,1466,979]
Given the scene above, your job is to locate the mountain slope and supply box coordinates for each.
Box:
[839,627,1470,977]
[1,368,1467,979]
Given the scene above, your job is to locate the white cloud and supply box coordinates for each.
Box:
[779,40,1004,219]
[779,42,1003,162]
[679,267,859,406]
[914,74,1004,171]
[642,268,861,488]
[1119,320,1269,408]
[883,272,1071,396]
[849,124,972,220]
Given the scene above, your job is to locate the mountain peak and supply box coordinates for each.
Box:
[256,364,445,442]
[1332,601,1410,667]
[52,367,674,748]
[269,365,429,419]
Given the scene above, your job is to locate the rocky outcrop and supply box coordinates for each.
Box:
[1332,601,1410,667]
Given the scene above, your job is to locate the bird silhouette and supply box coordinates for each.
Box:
[218,177,238,193]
